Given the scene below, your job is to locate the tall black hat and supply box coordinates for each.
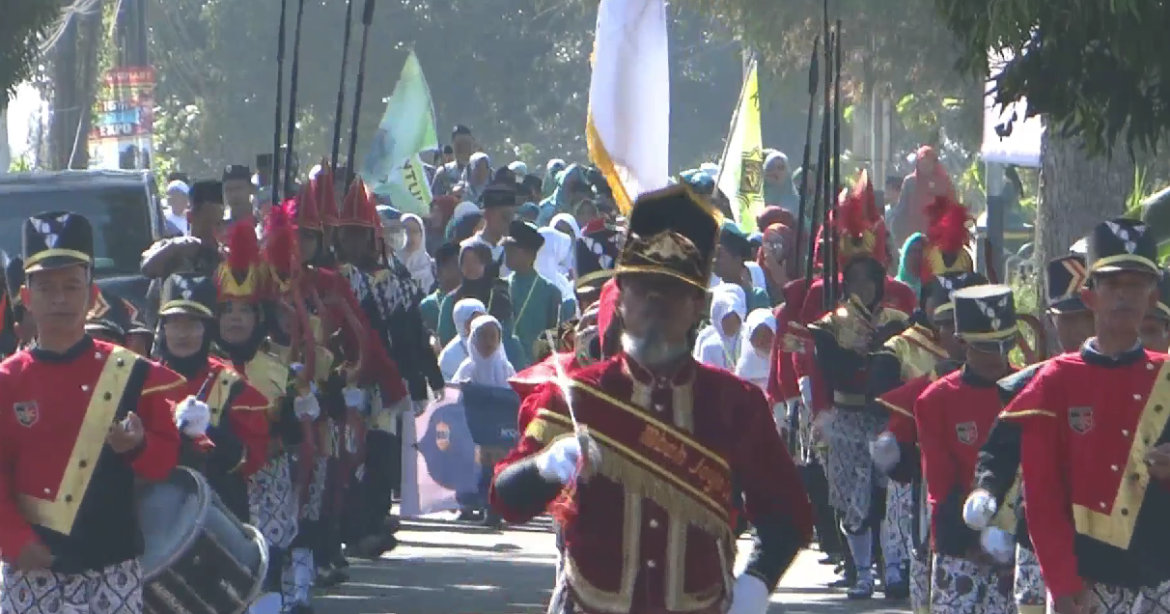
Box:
[923,271,988,322]
[616,184,720,291]
[159,273,218,319]
[953,284,1018,349]
[502,220,545,252]
[1047,254,1089,314]
[190,180,224,207]
[482,180,518,209]
[22,212,94,273]
[86,289,134,342]
[1085,218,1158,276]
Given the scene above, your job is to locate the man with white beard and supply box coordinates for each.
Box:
[488,183,814,614]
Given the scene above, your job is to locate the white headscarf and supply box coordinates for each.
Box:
[735,309,777,390]
[695,283,747,350]
[695,290,746,369]
[745,261,767,290]
[508,161,529,176]
[549,213,581,278]
[439,298,486,381]
[453,315,516,388]
[400,213,434,291]
[536,227,577,304]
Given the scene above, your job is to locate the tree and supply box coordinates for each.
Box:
[148,0,759,180]
[0,1,64,104]
[932,0,1140,294]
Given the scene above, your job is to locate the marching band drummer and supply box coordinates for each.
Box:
[0,212,187,614]
[154,272,272,520]
[490,185,814,614]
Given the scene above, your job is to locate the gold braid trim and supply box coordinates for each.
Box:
[525,415,732,537]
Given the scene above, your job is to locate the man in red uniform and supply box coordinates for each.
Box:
[0,212,186,614]
[916,284,1020,614]
[965,253,1092,614]
[999,218,1170,614]
[155,272,271,520]
[490,184,814,614]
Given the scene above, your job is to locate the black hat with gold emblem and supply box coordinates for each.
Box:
[1046,254,1089,314]
[159,273,218,319]
[952,284,1018,351]
[923,271,988,324]
[1085,218,1158,276]
[615,184,721,291]
[22,212,94,273]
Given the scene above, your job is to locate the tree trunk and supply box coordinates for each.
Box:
[1035,129,1135,348]
[49,19,79,170]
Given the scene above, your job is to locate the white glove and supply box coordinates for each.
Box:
[963,489,998,530]
[797,376,814,414]
[870,431,901,473]
[980,527,1015,564]
[175,396,211,438]
[726,574,771,614]
[289,363,319,395]
[294,393,321,421]
[342,386,366,410]
[535,434,601,485]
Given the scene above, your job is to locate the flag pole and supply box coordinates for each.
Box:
[345,0,376,190]
[329,0,356,175]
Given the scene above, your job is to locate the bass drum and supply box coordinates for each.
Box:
[137,467,269,614]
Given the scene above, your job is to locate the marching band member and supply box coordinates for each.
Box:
[999,219,1170,614]
[490,185,814,614]
[915,284,1020,614]
[869,270,986,613]
[868,195,979,602]
[155,271,271,519]
[795,173,910,599]
[1140,270,1170,352]
[966,253,1092,614]
[0,212,186,614]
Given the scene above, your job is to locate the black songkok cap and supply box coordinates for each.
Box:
[190,180,224,207]
[503,220,545,252]
[1046,254,1089,314]
[223,164,252,182]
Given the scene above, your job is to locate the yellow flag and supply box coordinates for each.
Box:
[715,58,765,232]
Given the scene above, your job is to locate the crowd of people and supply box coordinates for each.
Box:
[0,116,1168,614]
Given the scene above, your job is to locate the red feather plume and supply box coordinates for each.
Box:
[924,195,972,254]
[227,218,260,275]
[835,170,875,239]
[264,200,300,279]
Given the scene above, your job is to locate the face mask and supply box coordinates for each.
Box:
[387,230,407,251]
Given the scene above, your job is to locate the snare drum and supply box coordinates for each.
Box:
[138,467,269,614]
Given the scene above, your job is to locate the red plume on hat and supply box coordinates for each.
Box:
[264,200,301,280]
[340,176,378,228]
[215,219,267,302]
[313,160,339,227]
[920,194,974,282]
[833,170,889,266]
[286,182,322,231]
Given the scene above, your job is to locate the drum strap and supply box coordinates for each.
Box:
[114,356,152,424]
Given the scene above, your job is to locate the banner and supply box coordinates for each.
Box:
[399,383,521,518]
[362,50,438,216]
[88,66,155,170]
[716,57,766,232]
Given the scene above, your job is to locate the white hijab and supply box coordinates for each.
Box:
[439,298,485,381]
[735,309,777,390]
[695,283,747,350]
[400,213,434,291]
[453,315,516,388]
[695,290,746,369]
[536,227,577,306]
[549,213,581,276]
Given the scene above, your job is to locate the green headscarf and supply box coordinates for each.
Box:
[896,232,927,296]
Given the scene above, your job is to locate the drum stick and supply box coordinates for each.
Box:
[549,352,590,480]
[179,370,219,432]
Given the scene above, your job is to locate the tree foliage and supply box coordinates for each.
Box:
[0,1,64,102]
[933,0,1170,155]
[149,0,758,178]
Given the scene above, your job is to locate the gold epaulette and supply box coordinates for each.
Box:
[245,350,290,405]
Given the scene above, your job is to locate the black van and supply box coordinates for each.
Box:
[0,170,163,311]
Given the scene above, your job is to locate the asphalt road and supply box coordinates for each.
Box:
[315,515,909,614]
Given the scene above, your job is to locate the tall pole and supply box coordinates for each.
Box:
[345,0,376,189]
[282,0,309,196]
[796,36,820,283]
[330,0,356,174]
[270,0,289,204]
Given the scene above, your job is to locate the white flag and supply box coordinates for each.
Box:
[585,0,671,215]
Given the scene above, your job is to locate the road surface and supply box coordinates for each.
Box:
[315,515,908,614]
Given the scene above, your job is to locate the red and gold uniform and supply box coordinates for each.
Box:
[916,283,1020,614]
[0,212,185,614]
[1000,219,1170,614]
[490,185,813,614]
